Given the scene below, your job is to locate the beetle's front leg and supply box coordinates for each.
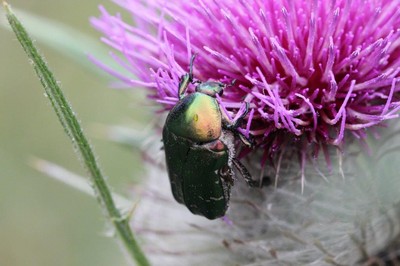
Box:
[221,102,254,147]
[227,101,250,129]
[178,54,197,99]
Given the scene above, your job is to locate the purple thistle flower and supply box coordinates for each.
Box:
[91,0,400,169]
[90,2,400,264]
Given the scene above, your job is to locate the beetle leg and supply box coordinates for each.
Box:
[222,102,254,148]
[221,102,249,130]
[178,54,197,99]
[230,101,250,129]
[221,106,233,127]
[232,158,270,187]
[237,133,254,148]
[218,165,235,186]
[231,158,254,186]
[189,54,196,79]
[178,73,191,99]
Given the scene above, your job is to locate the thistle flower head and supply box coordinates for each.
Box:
[91,0,400,167]
[91,1,400,264]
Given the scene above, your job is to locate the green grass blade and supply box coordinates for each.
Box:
[2,2,150,266]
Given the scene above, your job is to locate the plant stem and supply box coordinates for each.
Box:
[2,2,150,265]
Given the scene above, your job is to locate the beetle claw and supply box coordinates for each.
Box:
[260,176,271,187]
[248,176,271,187]
[238,132,254,148]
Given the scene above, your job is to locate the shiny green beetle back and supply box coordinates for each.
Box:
[163,124,231,219]
[181,142,230,219]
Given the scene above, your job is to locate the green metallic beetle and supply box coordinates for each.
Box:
[162,55,263,220]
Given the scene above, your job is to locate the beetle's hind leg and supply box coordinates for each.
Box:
[232,158,270,187]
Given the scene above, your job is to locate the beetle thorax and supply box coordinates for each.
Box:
[184,93,222,141]
[166,92,222,142]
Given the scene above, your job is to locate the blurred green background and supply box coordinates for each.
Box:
[0,1,151,265]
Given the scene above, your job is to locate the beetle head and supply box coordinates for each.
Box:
[196,81,226,97]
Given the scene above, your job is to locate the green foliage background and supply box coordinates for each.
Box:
[0,1,151,265]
